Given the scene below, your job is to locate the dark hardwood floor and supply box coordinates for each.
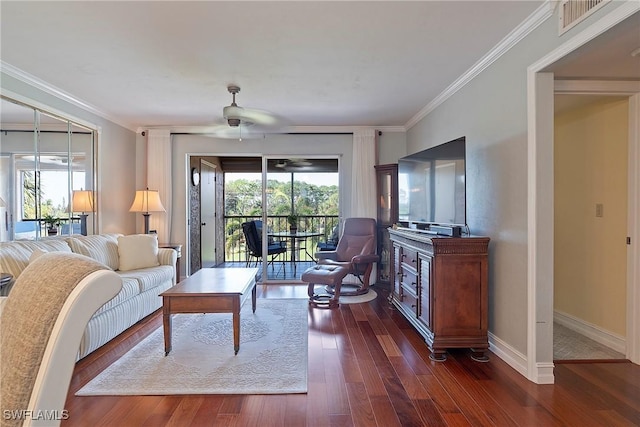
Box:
[63,285,640,426]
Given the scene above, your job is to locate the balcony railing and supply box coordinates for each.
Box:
[224,215,339,263]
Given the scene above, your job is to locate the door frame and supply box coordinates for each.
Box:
[200,159,217,268]
[527,2,640,383]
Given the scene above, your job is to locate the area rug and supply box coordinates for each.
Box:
[77,298,308,395]
[308,286,378,304]
[340,289,377,304]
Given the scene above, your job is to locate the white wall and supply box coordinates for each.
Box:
[378,131,406,165]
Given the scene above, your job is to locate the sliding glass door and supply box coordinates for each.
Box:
[221,155,339,282]
[264,157,339,282]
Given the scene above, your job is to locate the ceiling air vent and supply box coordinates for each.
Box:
[559,0,611,34]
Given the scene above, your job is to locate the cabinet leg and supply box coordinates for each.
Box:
[470,348,489,362]
[429,350,447,362]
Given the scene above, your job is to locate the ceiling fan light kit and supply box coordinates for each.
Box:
[222,85,248,127]
[203,84,284,139]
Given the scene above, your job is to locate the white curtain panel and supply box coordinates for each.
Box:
[350,128,377,218]
[146,129,172,242]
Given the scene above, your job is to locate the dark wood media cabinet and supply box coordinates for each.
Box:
[388,227,490,361]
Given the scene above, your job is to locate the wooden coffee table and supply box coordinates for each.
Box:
[160,267,258,355]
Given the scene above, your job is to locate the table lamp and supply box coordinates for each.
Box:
[129,188,165,234]
[72,190,94,236]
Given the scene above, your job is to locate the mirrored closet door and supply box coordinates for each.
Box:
[0,96,97,241]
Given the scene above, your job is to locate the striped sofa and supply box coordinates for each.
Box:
[0,234,177,359]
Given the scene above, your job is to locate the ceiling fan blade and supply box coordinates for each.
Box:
[201,123,267,140]
[218,85,287,130]
[235,107,283,126]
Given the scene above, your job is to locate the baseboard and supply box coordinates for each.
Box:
[488,332,528,378]
[489,332,555,384]
[554,310,626,354]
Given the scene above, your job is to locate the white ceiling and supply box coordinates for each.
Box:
[1,2,638,133]
[1,1,544,132]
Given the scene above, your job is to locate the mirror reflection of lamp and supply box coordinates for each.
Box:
[72,190,94,236]
[129,188,165,234]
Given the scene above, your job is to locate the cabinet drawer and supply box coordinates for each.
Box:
[400,284,418,316]
[401,268,418,293]
[401,248,418,270]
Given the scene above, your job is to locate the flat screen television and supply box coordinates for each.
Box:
[398,136,466,228]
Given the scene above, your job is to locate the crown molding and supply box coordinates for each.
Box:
[141,125,407,135]
[1,61,136,132]
[405,0,555,130]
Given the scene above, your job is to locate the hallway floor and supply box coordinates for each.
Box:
[554,322,626,361]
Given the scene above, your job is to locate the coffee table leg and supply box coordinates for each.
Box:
[233,309,240,355]
[163,301,172,356]
[252,283,257,313]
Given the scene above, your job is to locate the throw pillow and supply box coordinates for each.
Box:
[117,234,160,271]
[66,235,119,270]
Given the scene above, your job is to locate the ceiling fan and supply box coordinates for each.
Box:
[274,158,312,169]
[203,85,285,140]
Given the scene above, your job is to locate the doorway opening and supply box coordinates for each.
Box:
[553,94,630,362]
[189,155,340,282]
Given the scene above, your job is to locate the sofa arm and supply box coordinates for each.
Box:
[158,248,177,268]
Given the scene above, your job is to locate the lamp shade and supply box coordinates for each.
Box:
[129,189,165,214]
[72,190,94,213]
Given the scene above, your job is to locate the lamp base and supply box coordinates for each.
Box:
[79,213,88,236]
[143,213,151,234]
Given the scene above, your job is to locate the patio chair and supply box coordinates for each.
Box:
[241,220,287,275]
[317,224,340,252]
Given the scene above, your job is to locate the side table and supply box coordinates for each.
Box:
[159,244,182,282]
[1,273,13,296]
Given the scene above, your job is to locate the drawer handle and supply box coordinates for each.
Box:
[411,304,416,308]
[401,254,406,259]
[411,259,417,263]
[397,272,405,277]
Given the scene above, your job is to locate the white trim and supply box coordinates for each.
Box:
[489,332,555,384]
[405,1,554,130]
[1,61,136,132]
[533,363,556,385]
[1,89,99,132]
[488,332,528,378]
[527,69,540,383]
[528,0,640,383]
[555,80,640,94]
[627,93,640,364]
[142,125,406,135]
[527,71,556,384]
[554,310,626,354]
